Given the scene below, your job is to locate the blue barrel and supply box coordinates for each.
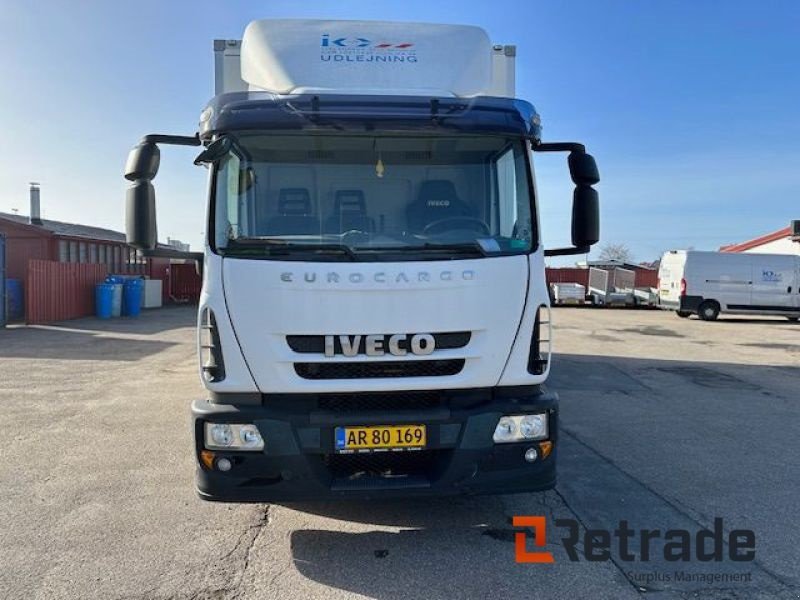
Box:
[95,284,114,319]
[122,279,144,317]
[111,284,123,317]
[5,279,24,320]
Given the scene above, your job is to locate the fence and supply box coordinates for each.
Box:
[26,260,108,325]
[546,268,589,288]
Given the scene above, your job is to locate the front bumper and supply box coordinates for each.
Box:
[192,387,558,502]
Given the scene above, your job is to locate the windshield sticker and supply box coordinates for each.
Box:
[477,238,502,253]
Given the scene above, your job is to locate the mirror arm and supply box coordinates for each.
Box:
[544,245,590,257]
[533,141,586,153]
[142,133,201,147]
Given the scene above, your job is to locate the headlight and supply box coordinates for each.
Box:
[205,423,264,451]
[493,417,518,442]
[519,415,547,440]
[493,414,549,443]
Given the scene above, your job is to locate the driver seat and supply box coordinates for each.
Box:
[406,180,473,233]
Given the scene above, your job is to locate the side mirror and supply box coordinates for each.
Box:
[125,142,159,250]
[572,185,599,248]
[124,134,199,252]
[568,152,599,186]
[534,142,601,256]
[125,142,160,181]
[126,181,157,250]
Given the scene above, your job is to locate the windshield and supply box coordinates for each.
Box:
[211,134,535,260]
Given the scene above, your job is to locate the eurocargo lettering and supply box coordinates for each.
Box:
[123,19,601,501]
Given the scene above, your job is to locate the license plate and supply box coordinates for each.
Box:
[335,425,426,453]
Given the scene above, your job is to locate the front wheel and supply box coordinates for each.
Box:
[676,311,691,318]
[788,316,799,322]
[698,301,720,321]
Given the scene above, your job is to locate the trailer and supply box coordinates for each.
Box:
[588,267,635,306]
[550,282,586,305]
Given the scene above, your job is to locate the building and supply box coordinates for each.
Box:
[0,211,146,281]
[1,184,201,324]
[720,222,800,255]
[166,237,191,253]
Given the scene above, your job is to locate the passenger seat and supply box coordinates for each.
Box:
[264,188,320,235]
[324,190,375,234]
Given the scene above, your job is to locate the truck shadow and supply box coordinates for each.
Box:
[283,353,800,598]
[285,492,585,599]
[285,494,507,528]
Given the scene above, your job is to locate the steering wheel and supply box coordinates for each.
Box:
[422,217,491,237]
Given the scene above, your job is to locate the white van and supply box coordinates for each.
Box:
[658,250,800,321]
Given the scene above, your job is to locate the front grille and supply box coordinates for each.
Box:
[325,450,436,478]
[294,359,465,379]
[287,332,471,354]
[318,391,442,412]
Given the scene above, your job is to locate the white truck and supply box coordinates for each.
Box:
[658,250,800,321]
[124,19,600,501]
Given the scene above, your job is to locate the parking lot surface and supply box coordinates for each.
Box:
[1,306,798,599]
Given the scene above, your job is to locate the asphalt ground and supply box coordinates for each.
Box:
[1,306,798,599]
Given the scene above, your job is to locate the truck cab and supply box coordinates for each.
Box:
[124,19,600,501]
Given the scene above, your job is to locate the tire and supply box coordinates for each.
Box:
[676,311,691,318]
[788,317,799,322]
[698,301,720,321]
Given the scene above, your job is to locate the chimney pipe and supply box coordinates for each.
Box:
[29,182,42,226]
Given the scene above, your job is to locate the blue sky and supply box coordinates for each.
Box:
[1,1,798,263]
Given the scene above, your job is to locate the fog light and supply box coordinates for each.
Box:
[216,457,232,472]
[524,448,538,462]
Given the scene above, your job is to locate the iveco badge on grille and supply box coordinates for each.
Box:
[324,334,435,357]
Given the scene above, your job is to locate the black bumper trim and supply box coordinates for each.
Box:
[193,386,558,501]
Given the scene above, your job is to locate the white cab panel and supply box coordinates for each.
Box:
[221,255,532,393]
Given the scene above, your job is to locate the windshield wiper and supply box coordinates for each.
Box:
[224,238,359,260]
[419,241,489,256]
[354,241,488,256]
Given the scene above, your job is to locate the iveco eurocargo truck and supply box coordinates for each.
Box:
[124,19,601,501]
